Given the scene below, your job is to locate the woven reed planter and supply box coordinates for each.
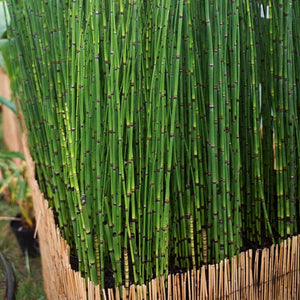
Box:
[21,135,300,300]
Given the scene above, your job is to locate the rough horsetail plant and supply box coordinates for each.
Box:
[5,0,300,290]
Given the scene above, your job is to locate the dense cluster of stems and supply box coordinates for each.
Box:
[6,0,300,289]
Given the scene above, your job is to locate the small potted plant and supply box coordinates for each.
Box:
[0,151,38,257]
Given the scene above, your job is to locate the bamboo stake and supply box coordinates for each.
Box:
[224,259,230,299]
[218,261,224,300]
[238,252,245,300]
[196,270,200,300]
[279,242,284,299]
[286,238,291,299]
[129,285,135,300]
[167,274,172,300]
[208,264,214,300]
[269,245,274,300]
[231,256,238,300]
[160,276,166,300]
[264,248,269,300]
[142,285,147,300]
[291,236,297,299]
[177,275,182,300]
[254,249,260,299]
[274,244,279,299]
[297,236,300,300]
[248,250,254,300]
[187,270,191,300]
[200,266,207,300]
[259,248,266,300]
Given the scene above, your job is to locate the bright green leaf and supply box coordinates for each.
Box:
[0,38,9,51]
[0,39,9,73]
[0,95,16,113]
[0,151,25,160]
[0,52,5,70]
[0,38,17,80]
[0,1,10,38]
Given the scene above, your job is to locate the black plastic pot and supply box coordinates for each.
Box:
[10,216,39,257]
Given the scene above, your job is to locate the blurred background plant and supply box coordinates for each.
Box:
[0,0,34,230]
[0,0,45,298]
[0,112,44,299]
[0,151,35,229]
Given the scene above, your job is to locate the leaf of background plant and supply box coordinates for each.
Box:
[0,52,5,71]
[0,39,13,77]
[0,1,10,38]
[0,151,24,160]
[0,38,19,93]
[0,95,16,114]
[0,39,9,55]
